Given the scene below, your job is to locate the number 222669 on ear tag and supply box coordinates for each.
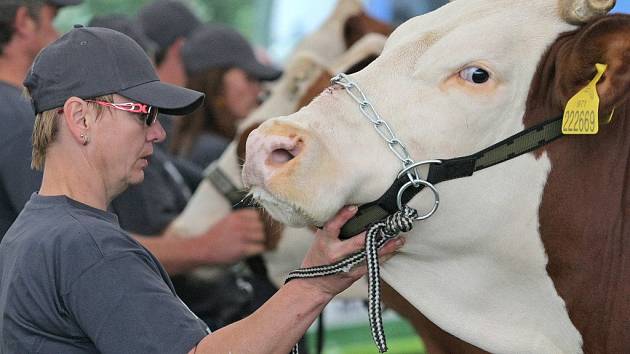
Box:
[562,63,607,135]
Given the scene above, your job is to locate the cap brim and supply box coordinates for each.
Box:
[119,80,204,116]
[47,0,84,6]
[242,62,282,81]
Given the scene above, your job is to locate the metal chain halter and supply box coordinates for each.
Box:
[331,73,441,220]
[287,73,436,353]
[333,74,417,174]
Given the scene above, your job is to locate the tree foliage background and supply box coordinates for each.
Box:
[55,0,273,46]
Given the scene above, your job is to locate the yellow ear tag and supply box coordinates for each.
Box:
[562,63,607,135]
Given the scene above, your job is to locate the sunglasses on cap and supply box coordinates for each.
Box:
[85,100,159,126]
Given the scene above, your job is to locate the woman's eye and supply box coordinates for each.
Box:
[459,67,490,84]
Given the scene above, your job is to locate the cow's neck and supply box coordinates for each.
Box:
[382,146,583,353]
[379,31,603,354]
[524,31,630,354]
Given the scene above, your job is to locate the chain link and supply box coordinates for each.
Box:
[331,73,420,181]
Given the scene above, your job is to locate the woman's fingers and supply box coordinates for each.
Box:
[333,231,366,259]
[378,237,405,257]
[322,205,358,235]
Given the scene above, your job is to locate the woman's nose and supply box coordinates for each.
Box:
[148,118,166,143]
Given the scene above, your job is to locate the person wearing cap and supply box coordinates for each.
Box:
[138,0,201,89]
[0,25,403,354]
[136,0,202,151]
[171,24,282,168]
[0,0,83,239]
[88,14,158,60]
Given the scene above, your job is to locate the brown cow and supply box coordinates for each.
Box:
[243,0,629,352]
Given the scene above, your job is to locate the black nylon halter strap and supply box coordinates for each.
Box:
[339,115,564,239]
[204,162,252,208]
[204,162,272,279]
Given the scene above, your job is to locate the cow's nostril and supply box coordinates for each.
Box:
[271,149,295,164]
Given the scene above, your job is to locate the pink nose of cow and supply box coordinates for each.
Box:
[243,126,304,187]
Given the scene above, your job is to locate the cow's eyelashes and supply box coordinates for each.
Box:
[459,66,490,84]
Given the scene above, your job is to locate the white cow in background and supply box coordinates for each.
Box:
[289,0,363,63]
[243,0,628,353]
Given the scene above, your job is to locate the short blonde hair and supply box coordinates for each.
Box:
[30,94,114,170]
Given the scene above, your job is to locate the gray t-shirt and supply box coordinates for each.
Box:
[186,132,229,169]
[0,194,209,354]
[0,81,43,239]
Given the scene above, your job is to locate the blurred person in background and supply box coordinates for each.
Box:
[88,14,157,60]
[137,0,201,141]
[171,24,282,168]
[0,0,83,239]
[93,11,270,330]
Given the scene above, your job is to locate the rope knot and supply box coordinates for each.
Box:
[288,205,420,354]
[382,206,418,235]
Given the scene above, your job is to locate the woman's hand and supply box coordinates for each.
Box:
[298,206,405,298]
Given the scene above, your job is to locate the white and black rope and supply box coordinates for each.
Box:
[287,206,418,354]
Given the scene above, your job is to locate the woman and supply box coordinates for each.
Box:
[171,24,282,168]
[0,26,403,354]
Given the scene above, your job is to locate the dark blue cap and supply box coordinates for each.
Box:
[182,24,282,81]
[88,15,157,56]
[47,0,83,6]
[137,0,201,51]
[24,26,204,115]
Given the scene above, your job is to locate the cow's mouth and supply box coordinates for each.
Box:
[250,187,321,227]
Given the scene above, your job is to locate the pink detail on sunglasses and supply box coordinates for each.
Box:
[56,99,158,126]
[86,100,151,114]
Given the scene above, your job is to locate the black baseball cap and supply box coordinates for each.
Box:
[1,0,82,8]
[23,25,204,115]
[88,15,157,56]
[137,0,201,52]
[47,0,82,6]
[182,24,282,81]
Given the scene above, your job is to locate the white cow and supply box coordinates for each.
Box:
[243,0,628,353]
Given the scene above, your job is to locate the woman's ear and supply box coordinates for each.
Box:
[62,97,90,145]
[557,15,630,116]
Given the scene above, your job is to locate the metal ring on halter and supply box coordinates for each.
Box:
[398,160,443,186]
[396,180,440,220]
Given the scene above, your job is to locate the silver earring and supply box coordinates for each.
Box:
[80,133,89,145]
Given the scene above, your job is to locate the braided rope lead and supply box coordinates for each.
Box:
[287,206,418,354]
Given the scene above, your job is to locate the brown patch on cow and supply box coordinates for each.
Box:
[258,209,284,251]
[297,54,380,109]
[297,71,334,109]
[343,12,393,49]
[524,14,630,353]
[381,281,488,354]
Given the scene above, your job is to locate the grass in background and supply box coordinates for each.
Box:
[306,318,426,354]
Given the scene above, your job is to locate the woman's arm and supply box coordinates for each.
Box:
[189,206,405,354]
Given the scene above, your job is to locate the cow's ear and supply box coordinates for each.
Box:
[557,15,630,116]
[343,12,392,49]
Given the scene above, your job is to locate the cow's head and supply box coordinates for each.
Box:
[171,33,388,236]
[243,0,624,228]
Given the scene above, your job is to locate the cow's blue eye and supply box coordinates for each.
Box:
[459,67,490,84]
